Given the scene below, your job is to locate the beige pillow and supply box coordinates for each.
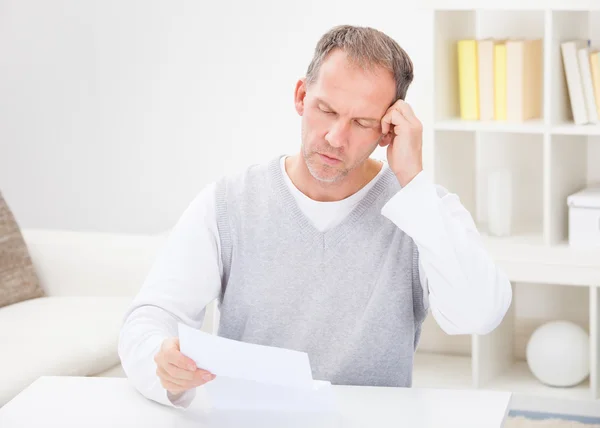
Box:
[0,191,44,308]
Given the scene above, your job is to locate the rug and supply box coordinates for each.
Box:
[505,416,600,427]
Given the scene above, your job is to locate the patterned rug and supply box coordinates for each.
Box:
[506,416,600,427]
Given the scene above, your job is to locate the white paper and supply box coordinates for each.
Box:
[178,322,314,388]
[178,323,337,413]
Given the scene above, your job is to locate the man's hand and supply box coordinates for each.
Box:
[154,337,215,396]
[380,99,423,187]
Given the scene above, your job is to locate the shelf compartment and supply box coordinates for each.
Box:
[485,361,591,401]
[433,10,476,122]
[417,312,472,357]
[473,282,595,401]
[546,135,598,245]
[550,10,600,126]
[433,9,545,123]
[414,303,473,389]
[434,130,476,217]
[475,132,544,238]
[413,352,473,390]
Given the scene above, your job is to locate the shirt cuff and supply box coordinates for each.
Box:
[167,389,197,408]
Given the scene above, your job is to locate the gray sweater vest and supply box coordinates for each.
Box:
[214,156,427,387]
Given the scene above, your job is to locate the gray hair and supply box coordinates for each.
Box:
[305,25,414,102]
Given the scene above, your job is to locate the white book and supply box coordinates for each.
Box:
[561,40,589,125]
[578,47,599,123]
[477,39,496,121]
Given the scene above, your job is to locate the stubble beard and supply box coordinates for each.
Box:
[300,127,382,184]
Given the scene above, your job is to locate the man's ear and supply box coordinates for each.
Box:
[294,78,307,116]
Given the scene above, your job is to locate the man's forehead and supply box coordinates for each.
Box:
[314,55,395,113]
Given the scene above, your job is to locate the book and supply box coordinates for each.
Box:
[494,43,507,121]
[577,47,599,123]
[506,39,543,121]
[561,40,589,125]
[457,40,479,120]
[477,39,499,121]
[591,52,600,118]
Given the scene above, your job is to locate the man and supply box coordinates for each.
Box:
[118,25,512,408]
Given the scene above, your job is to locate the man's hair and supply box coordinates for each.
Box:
[305,25,414,102]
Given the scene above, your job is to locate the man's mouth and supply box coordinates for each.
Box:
[318,153,341,164]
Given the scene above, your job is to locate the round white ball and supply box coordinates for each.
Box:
[526,321,590,387]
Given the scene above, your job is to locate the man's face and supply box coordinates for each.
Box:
[295,49,396,183]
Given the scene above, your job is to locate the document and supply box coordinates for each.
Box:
[178,323,314,388]
[178,323,336,413]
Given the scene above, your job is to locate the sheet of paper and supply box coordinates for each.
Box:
[178,322,314,389]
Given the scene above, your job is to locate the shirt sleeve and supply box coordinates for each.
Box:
[118,182,222,407]
[381,171,513,335]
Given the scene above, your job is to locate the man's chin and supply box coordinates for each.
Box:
[307,163,345,183]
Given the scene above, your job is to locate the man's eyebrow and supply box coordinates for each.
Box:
[356,116,380,124]
[315,97,335,111]
[315,97,380,123]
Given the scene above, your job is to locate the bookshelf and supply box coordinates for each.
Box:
[415,2,600,416]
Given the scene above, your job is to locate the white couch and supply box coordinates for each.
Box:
[0,228,217,407]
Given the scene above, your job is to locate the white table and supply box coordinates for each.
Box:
[0,376,512,427]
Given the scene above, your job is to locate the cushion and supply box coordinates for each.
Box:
[0,191,44,308]
[0,296,132,406]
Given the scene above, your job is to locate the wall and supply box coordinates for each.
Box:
[1,1,590,360]
[0,0,431,234]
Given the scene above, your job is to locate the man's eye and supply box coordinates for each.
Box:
[319,106,334,114]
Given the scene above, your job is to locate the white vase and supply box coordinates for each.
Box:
[487,169,512,237]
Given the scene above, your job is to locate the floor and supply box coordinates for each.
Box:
[507,411,600,427]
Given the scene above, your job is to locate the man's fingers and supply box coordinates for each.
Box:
[165,349,197,371]
[381,110,392,135]
[155,337,216,394]
[394,125,408,135]
[395,100,416,120]
[192,369,216,385]
[382,109,409,135]
[157,365,215,391]
[163,362,195,381]
[160,379,185,395]
[381,100,420,136]
[395,101,422,129]
[157,366,187,387]
[381,109,405,135]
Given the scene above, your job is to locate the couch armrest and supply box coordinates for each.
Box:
[21,229,166,297]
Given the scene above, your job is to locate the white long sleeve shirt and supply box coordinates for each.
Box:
[118,157,512,407]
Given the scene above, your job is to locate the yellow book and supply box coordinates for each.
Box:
[591,52,600,118]
[457,40,479,120]
[494,43,507,121]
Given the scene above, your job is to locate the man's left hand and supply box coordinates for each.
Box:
[380,100,423,187]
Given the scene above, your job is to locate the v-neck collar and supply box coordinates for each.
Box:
[269,155,397,252]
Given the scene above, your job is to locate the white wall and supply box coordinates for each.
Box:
[0,0,431,234]
[1,1,590,363]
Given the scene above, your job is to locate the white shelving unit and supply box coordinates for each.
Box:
[415,2,600,416]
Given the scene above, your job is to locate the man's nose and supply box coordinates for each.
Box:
[325,120,350,148]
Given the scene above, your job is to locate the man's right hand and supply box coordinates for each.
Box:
[154,337,216,395]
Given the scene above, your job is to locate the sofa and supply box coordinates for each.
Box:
[0,228,217,406]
